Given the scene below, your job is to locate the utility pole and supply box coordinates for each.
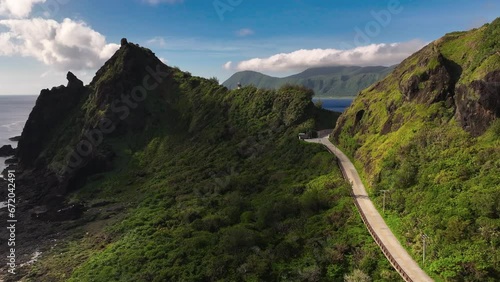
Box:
[380,190,389,214]
[422,234,428,266]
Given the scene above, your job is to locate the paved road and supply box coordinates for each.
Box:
[305,136,433,282]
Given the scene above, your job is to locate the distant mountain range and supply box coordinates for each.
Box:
[223,65,396,97]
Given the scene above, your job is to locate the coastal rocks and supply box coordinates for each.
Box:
[4,158,18,165]
[0,145,15,157]
[31,203,85,222]
[0,177,6,198]
[9,136,21,142]
[17,71,88,168]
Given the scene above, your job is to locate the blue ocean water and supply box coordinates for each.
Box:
[312,98,354,112]
[0,95,37,173]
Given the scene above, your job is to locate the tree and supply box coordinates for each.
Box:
[314,99,323,109]
[344,269,371,282]
[209,76,220,84]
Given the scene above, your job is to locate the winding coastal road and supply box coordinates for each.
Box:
[305,134,433,282]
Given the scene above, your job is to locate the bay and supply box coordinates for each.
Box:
[313,97,354,113]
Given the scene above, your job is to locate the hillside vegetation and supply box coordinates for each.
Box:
[223,66,394,97]
[9,42,400,281]
[333,18,500,281]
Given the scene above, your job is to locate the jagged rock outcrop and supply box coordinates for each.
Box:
[398,52,457,105]
[334,19,500,140]
[14,41,173,212]
[0,145,15,157]
[17,71,87,168]
[9,136,21,141]
[4,157,17,165]
[455,70,500,136]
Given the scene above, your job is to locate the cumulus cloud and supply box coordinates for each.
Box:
[0,18,120,70]
[236,28,254,37]
[142,0,184,5]
[0,0,46,18]
[225,40,426,72]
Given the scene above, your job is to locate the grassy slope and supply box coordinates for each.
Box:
[22,61,399,281]
[333,19,500,281]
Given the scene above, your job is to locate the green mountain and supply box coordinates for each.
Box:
[333,18,500,280]
[223,66,395,97]
[4,40,399,281]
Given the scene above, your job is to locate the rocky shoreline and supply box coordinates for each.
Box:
[0,161,115,281]
[0,66,122,280]
[0,128,90,279]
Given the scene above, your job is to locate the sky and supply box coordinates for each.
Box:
[0,0,498,95]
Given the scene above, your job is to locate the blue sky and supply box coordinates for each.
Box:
[0,0,498,94]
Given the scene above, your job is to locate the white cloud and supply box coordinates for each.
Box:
[225,40,426,72]
[0,18,120,71]
[0,0,46,18]
[236,28,254,37]
[147,36,167,48]
[223,61,232,70]
[142,0,184,5]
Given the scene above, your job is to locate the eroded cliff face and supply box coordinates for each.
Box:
[395,50,499,137]
[398,52,456,105]
[455,70,500,136]
[17,72,87,168]
[334,19,500,144]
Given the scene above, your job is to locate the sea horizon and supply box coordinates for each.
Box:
[0,94,38,96]
[0,95,37,173]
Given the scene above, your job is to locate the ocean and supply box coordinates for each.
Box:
[312,98,354,112]
[0,95,38,173]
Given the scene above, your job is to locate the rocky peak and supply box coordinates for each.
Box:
[13,40,170,221]
[17,72,87,168]
[17,40,172,197]
[67,71,84,89]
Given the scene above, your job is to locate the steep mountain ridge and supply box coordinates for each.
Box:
[333,18,500,280]
[2,40,400,281]
[223,65,395,97]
